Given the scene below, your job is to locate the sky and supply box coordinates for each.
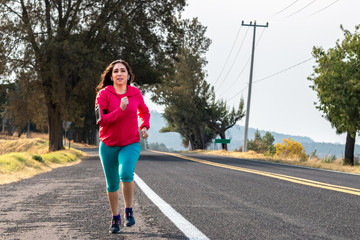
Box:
[144,0,360,145]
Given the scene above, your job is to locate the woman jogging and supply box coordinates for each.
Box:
[95,59,150,234]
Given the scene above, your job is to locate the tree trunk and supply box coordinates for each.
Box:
[219,131,228,151]
[2,109,7,134]
[199,126,205,149]
[47,103,64,151]
[344,131,355,166]
[27,121,31,138]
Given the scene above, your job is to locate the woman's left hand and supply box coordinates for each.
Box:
[141,127,148,139]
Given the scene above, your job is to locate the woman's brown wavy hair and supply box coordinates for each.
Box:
[96,60,134,93]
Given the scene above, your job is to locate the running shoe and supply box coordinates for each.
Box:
[109,216,121,233]
[124,208,135,227]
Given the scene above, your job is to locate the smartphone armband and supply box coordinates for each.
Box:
[95,105,101,124]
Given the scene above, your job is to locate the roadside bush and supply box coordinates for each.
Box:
[309,149,318,159]
[247,131,276,156]
[274,138,307,160]
[322,154,336,163]
[32,155,43,162]
[355,155,360,166]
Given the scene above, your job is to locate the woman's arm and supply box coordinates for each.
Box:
[95,90,124,126]
[137,92,150,131]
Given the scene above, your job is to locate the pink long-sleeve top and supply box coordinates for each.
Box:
[95,85,150,147]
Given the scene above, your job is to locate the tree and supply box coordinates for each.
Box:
[247,130,262,153]
[207,98,245,150]
[158,60,217,149]
[309,25,360,165]
[0,83,14,135]
[153,18,216,150]
[7,70,47,137]
[247,131,275,155]
[261,132,276,155]
[0,0,186,151]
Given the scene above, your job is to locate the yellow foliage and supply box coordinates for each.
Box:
[274,138,307,159]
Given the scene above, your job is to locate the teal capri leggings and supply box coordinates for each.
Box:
[99,141,141,192]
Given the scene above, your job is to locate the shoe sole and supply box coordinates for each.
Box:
[124,223,136,227]
[109,230,121,234]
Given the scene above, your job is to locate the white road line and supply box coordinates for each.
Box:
[134,173,210,240]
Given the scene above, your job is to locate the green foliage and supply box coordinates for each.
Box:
[32,155,43,162]
[247,131,276,155]
[275,138,307,160]
[309,25,360,165]
[207,98,245,150]
[0,0,186,150]
[153,18,215,149]
[153,18,245,150]
[7,71,48,133]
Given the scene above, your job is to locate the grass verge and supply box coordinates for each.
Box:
[190,150,360,174]
[0,138,86,185]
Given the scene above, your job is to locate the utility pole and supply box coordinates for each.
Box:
[241,20,268,152]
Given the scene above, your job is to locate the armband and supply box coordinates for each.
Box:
[95,105,101,124]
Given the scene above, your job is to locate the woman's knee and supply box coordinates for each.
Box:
[107,181,120,192]
[120,172,134,182]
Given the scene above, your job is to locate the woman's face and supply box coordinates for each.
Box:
[112,63,129,86]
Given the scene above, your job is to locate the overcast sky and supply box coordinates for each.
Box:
[144,0,360,144]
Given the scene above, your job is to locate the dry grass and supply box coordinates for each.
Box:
[0,138,49,155]
[0,151,82,184]
[0,132,97,149]
[0,137,86,185]
[190,150,360,174]
[0,132,48,140]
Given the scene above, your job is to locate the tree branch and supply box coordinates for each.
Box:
[66,0,82,33]
[20,0,40,58]
[86,0,125,41]
[1,3,22,18]
[44,0,52,37]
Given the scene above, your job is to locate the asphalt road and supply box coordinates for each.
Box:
[1,149,360,239]
[135,151,360,240]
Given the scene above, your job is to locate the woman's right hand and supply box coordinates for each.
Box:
[120,97,129,111]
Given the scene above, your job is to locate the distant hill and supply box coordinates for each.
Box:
[147,111,360,158]
[147,110,187,151]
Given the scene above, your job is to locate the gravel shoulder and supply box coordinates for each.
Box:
[0,148,171,240]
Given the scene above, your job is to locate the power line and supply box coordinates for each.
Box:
[235,28,266,79]
[225,57,313,113]
[285,0,318,18]
[215,27,250,88]
[272,0,300,16]
[253,57,313,84]
[218,57,250,97]
[227,85,248,102]
[309,0,340,17]
[218,27,266,97]
[213,25,243,86]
